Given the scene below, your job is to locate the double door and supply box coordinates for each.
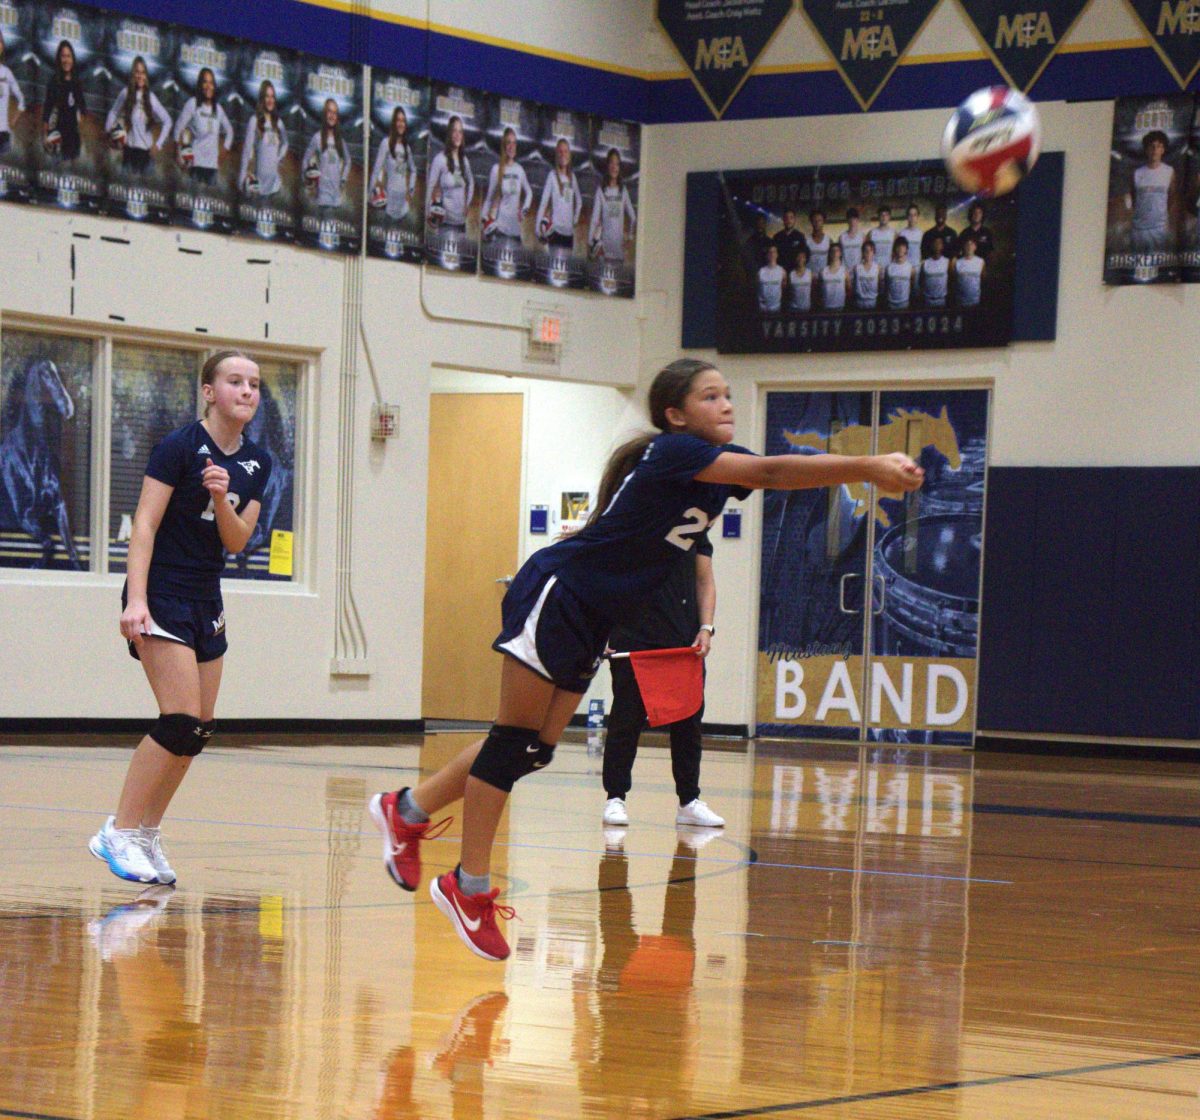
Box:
[755,387,989,745]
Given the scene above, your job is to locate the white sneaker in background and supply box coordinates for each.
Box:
[88,816,158,883]
[602,798,629,826]
[139,826,176,885]
[675,799,725,828]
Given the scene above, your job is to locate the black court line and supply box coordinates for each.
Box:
[975,802,1200,828]
[668,1049,1200,1119]
[1,1109,76,1120]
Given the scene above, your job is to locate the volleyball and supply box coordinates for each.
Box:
[942,86,1041,197]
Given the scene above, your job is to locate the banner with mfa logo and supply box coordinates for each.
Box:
[1126,0,1200,88]
[955,0,1092,92]
[656,0,793,119]
[800,0,941,111]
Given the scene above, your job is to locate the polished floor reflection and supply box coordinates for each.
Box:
[0,733,1197,1119]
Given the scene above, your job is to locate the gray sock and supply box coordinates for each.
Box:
[398,788,429,825]
[457,866,491,896]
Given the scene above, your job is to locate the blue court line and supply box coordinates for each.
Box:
[0,803,1007,885]
[668,1050,1200,1119]
[975,802,1200,828]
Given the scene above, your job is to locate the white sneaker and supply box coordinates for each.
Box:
[675,799,725,828]
[88,816,158,883]
[602,798,628,826]
[139,827,176,885]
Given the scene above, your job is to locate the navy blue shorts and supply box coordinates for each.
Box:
[492,566,609,693]
[122,587,228,663]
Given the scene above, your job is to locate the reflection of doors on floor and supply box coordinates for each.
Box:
[422,393,522,721]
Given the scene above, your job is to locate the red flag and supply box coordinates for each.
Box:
[626,647,704,727]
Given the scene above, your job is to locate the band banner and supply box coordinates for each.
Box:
[1125,0,1200,89]
[955,0,1092,92]
[656,0,793,119]
[800,0,942,111]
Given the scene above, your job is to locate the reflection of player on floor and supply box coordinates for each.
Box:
[757,244,785,311]
[88,352,272,887]
[601,532,722,829]
[367,359,923,961]
[1127,130,1176,254]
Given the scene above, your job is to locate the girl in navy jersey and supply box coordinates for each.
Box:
[89,350,272,886]
[369,358,923,962]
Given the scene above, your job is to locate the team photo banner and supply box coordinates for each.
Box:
[800,0,941,111]
[955,0,1092,93]
[655,0,793,119]
[716,159,1018,353]
[366,68,428,264]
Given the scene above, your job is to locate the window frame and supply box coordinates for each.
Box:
[0,312,315,591]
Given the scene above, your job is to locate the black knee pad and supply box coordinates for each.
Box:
[469,724,557,792]
[149,712,206,757]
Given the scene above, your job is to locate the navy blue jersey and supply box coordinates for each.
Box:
[530,433,751,617]
[144,420,272,598]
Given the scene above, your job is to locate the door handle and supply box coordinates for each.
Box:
[838,572,860,614]
[873,572,886,616]
[495,575,513,587]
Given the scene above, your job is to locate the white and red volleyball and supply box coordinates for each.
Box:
[942,86,1041,197]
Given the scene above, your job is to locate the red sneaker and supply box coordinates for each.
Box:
[430,871,516,961]
[368,789,452,892]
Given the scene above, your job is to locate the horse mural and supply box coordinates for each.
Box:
[231,378,293,574]
[0,357,82,569]
[784,405,961,527]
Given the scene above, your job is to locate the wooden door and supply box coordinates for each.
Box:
[422,393,523,720]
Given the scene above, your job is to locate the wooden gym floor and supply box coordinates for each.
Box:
[0,731,1197,1119]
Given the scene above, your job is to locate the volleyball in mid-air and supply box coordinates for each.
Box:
[942,86,1041,197]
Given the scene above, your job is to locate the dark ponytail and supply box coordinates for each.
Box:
[583,358,719,529]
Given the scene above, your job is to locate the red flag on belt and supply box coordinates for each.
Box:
[625,647,704,727]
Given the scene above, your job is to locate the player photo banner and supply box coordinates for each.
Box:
[296,56,362,254]
[532,104,593,291]
[366,68,427,263]
[955,0,1092,93]
[170,29,240,235]
[235,43,300,243]
[717,159,1018,353]
[800,0,941,111]
[426,82,483,272]
[655,0,793,119]
[0,0,38,204]
[587,116,639,298]
[1103,94,1192,285]
[99,11,174,224]
[1126,0,1200,89]
[30,2,108,213]
[477,91,539,282]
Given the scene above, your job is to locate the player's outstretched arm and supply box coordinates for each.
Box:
[696,450,923,494]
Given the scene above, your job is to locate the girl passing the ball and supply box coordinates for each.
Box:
[89,351,272,887]
[368,358,924,962]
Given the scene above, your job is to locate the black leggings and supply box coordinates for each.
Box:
[602,656,703,805]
